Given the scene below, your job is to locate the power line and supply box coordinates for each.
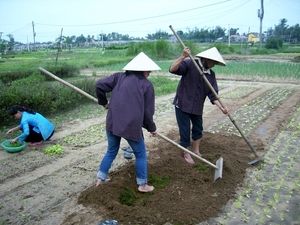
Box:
[36,0,230,27]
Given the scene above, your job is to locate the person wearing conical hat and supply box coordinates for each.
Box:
[95,52,160,192]
[169,47,229,164]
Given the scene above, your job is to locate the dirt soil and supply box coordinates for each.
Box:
[1,71,300,225]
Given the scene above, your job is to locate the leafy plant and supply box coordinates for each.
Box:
[44,144,64,155]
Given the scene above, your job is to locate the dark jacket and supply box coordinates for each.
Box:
[170,58,219,115]
[96,72,156,142]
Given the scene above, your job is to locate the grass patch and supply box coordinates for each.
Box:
[120,188,138,206]
[195,164,210,171]
[149,76,179,96]
[118,174,171,207]
[214,61,300,79]
[149,174,171,189]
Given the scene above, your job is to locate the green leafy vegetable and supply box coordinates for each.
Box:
[44,144,64,155]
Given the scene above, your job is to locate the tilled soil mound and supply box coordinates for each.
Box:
[77,131,256,225]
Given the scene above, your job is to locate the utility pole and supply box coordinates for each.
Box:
[258,0,264,49]
[27,36,29,52]
[55,28,63,66]
[228,24,230,47]
[102,30,104,52]
[32,21,36,52]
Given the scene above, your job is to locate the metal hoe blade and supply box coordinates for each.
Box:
[157,133,223,182]
[248,155,265,165]
[214,157,223,181]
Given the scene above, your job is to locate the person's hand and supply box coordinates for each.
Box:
[150,131,157,136]
[102,104,108,109]
[182,47,191,58]
[220,106,229,115]
[10,138,18,143]
[6,129,13,135]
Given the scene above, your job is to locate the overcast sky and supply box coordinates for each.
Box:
[0,0,299,43]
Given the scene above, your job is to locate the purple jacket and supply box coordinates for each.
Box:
[170,58,219,115]
[95,72,156,142]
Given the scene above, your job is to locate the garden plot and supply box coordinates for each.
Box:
[0,81,299,225]
[0,150,66,183]
[215,105,300,225]
[207,88,292,136]
[59,124,106,147]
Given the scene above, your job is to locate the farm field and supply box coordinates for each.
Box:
[0,69,300,224]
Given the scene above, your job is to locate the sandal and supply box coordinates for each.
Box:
[123,152,133,159]
[122,146,133,153]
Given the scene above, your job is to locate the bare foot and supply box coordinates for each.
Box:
[29,141,43,147]
[194,151,202,157]
[138,184,154,193]
[184,153,195,164]
[95,178,111,186]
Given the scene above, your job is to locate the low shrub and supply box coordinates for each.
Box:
[265,37,284,50]
[0,75,97,126]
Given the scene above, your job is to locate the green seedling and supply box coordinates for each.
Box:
[263,209,271,218]
[273,193,279,203]
[280,212,285,221]
[21,213,31,222]
[259,216,265,223]
[267,200,275,208]
[243,213,249,221]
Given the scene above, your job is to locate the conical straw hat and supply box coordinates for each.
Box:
[195,47,226,66]
[123,52,161,71]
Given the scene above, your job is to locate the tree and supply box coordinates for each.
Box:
[265,37,283,49]
[274,18,289,40]
[229,28,239,36]
[99,33,108,41]
[212,26,226,38]
[266,27,274,37]
[65,36,73,51]
[0,39,8,54]
[75,34,86,46]
[288,24,300,43]
[146,30,169,40]
[177,30,184,36]
[121,34,130,41]
[7,34,14,51]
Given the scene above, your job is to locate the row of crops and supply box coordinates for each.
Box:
[207,88,292,136]
[218,105,300,224]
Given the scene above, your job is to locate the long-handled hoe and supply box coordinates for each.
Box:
[38,67,223,180]
[169,25,264,165]
[157,133,223,181]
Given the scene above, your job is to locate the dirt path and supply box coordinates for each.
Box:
[0,80,299,225]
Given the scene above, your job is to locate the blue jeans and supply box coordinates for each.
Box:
[97,130,148,186]
[175,107,203,147]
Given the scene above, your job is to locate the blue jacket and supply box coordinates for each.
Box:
[18,112,55,142]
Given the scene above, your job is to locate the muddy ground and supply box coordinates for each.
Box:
[0,71,300,225]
